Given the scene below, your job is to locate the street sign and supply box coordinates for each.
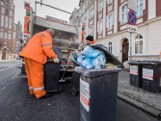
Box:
[128,0,137,12]
[128,10,137,25]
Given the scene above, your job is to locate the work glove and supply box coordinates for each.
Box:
[53,58,59,63]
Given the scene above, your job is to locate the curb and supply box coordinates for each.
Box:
[117,92,161,119]
[0,60,21,63]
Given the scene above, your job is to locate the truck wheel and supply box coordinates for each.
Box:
[158,113,161,119]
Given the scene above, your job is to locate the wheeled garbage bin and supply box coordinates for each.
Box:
[73,44,123,121]
[71,44,123,96]
[21,60,26,74]
[129,60,142,87]
[140,60,161,92]
[75,67,122,121]
[44,60,62,93]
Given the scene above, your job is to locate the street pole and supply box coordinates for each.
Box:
[130,31,132,61]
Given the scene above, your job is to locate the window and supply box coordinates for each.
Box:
[1,15,4,27]
[0,32,3,38]
[135,34,143,54]
[108,42,112,53]
[137,0,143,17]
[0,1,4,5]
[108,14,113,30]
[5,8,9,15]
[10,5,14,9]
[98,0,103,12]
[89,9,94,19]
[4,33,7,39]
[9,18,12,29]
[122,4,128,24]
[82,5,85,14]
[89,25,94,35]
[8,33,11,39]
[98,19,103,34]
[5,16,8,28]
[98,0,103,19]
[10,10,13,16]
[108,0,112,4]
[2,7,5,14]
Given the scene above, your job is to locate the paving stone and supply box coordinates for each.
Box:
[118,71,161,111]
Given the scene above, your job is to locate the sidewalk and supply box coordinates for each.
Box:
[118,71,161,118]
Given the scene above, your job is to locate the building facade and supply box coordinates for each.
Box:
[71,0,161,62]
[0,0,15,60]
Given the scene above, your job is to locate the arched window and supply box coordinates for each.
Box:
[108,42,112,53]
[135,34,143,54]
[122,4,128,24]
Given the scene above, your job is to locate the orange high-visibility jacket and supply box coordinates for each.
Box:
[19,31,57,64]
[93,40,96,44]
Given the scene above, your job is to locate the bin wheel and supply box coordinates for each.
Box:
[158,113,161,119]
[59,86,62,93]
[71,88,77,96]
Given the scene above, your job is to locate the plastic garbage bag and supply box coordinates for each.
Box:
[77,46,106,69]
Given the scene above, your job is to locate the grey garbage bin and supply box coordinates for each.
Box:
[129,60,142,87]
[140,60,161,93]
[73,44,123,121]
[75,67,121,121]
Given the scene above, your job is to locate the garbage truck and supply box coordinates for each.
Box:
[19,1,80,81]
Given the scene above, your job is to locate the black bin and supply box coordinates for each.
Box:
[21,60,26,74]
[44,60,61,92]
[75,67,121,121]
[129,60,142,87]
[140,60,161,93]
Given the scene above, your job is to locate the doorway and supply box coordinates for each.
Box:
[122,39,129,62]
[2,48,7,60]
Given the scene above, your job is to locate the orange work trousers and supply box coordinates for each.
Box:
[24,58,46,99]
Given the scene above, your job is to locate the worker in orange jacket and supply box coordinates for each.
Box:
[19,29,58,99]
[74,35,96,60]
[86,35,96,45]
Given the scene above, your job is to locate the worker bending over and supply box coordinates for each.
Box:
[19,29,58,99]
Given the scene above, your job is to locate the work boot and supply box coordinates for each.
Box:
[39,92,54,99]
